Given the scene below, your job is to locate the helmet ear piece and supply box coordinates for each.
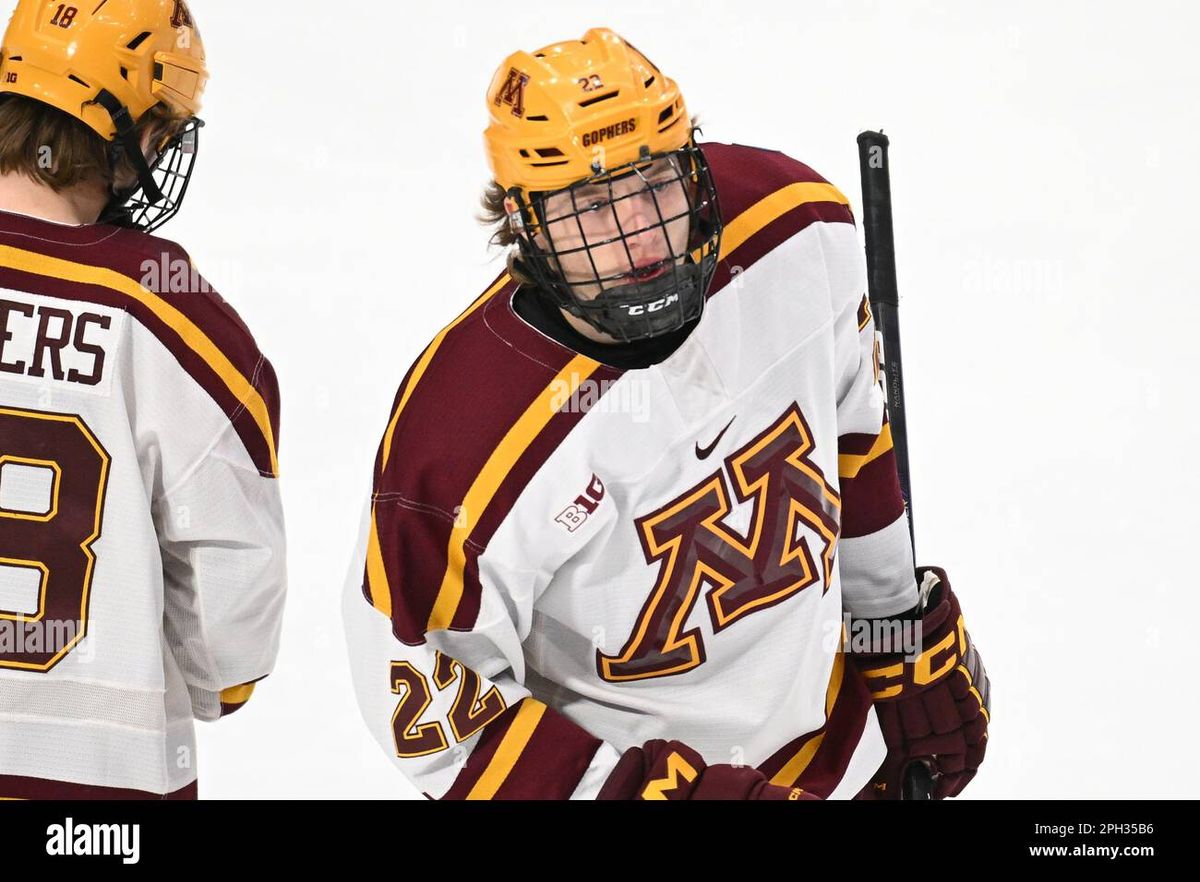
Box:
[506,189,556,246]
[503,195,526,236]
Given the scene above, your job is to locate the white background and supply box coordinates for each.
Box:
[160,0,1200,798]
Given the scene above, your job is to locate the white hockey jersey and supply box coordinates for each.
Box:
[0,210,286,798]
[343,142,917,799]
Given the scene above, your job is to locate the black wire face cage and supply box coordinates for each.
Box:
[511,139,722,344]
[99,116,203,234]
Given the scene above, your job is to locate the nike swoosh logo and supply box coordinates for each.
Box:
[696,417,736,460]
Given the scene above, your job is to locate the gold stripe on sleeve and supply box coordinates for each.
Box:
[366,504,392,616]
[219,683,255,704]
[426,353,600,633]
[466,700,547,799]
[838,422,894,480]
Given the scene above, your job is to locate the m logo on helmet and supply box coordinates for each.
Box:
[171,1,194,29]
[494,67,530,119]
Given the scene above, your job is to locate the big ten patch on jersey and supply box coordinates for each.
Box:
[0,289,125,400]
[554,473,607,533]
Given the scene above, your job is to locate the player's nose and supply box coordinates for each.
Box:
[620,193,667,253]
[624,190,658,232]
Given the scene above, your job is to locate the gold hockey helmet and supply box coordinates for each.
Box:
[481,28,722,344]
[0,0,209,231]
[484,27,691,196]
[0,0,206,138]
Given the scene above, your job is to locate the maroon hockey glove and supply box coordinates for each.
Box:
[597,739,820,800]
[847,566,991,800]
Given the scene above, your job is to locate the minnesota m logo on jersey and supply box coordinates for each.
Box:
[599,403,842,683]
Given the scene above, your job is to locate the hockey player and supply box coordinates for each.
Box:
[0,0,285,799]
[343,28,989,800]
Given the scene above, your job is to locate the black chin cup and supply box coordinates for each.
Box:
[558,249,717,342]
[94,90,203,233]
[512,140,723,344]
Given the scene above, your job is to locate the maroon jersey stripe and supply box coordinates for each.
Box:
[450,326,623,632]
[369,496,458,645]
[699,141,856,305]
[0,774,197,800]
[371,283,613,644]
[838,429,883,458]
[489,702,603,799]
[840,447,905,538]
[757,652,875,797]
[790,661,877,797]
[440,700,519,799]
[372,340,434,480]
[450,398,593,633]
[0,212,267,390]
[440,698,600,800]
[700,142,840,222]
[0,264,279,477]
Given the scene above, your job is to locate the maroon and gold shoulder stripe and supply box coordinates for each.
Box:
[0,242,279,478]
[699,142,855,301]
[365,274,619,643]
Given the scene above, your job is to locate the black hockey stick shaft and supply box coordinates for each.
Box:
[856,130,931,802]
[856,131,915,555]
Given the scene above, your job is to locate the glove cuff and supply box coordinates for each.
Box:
[846,565,969,701]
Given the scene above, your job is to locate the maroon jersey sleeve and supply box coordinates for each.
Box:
[343,279,625,799]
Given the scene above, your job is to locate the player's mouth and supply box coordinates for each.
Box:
[625,260,670,282]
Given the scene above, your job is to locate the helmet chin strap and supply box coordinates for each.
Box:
[92,89,165,205]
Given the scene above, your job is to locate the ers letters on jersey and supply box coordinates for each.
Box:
[0,293,122,393]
